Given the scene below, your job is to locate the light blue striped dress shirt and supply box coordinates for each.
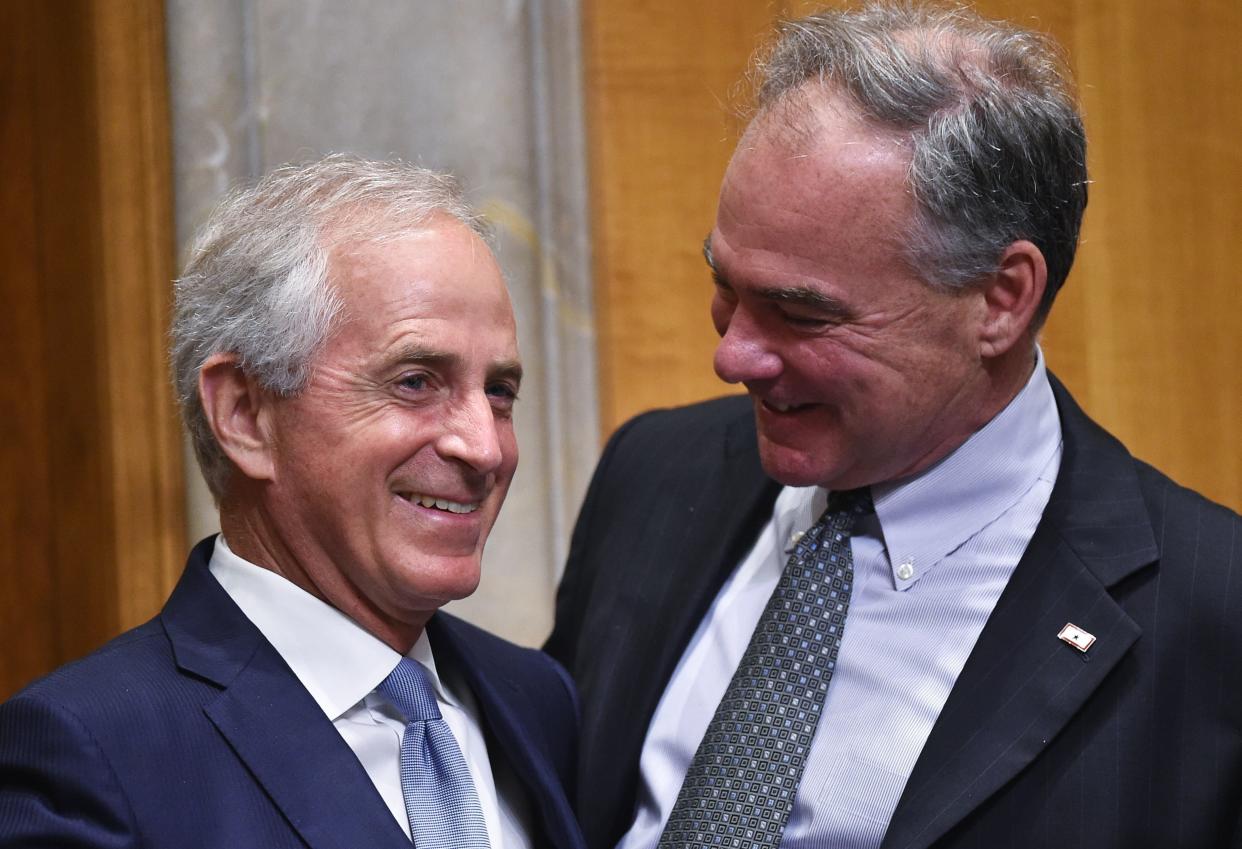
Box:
[619,352,1063,849]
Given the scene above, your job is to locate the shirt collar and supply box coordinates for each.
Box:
[868,347,1062,588]
[208,536,456,719]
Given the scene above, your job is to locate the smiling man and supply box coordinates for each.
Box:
[0,157,584,849]
[547,5,1242,849]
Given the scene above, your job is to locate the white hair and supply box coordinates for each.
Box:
[171,154,488,500]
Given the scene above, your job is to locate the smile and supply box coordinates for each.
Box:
[397,493,481,514]
[762,399,812,414]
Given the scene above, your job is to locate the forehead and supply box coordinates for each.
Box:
[715,92,915,280]
[324,217,517,358]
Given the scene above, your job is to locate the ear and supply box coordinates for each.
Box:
[977,240,1047,359]
[198,353,277,483]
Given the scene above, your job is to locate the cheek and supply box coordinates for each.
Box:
[791,339,898,408]
[498,424,519,478]
[787,337,848,381]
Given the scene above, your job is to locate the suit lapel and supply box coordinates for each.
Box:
[881,377,1159,849]
[429,616,580,849]
[163,543,408,849]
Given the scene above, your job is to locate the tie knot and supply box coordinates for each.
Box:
[378,657,441,723]
[827,486,873,516]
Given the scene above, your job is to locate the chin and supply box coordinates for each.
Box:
[757,441,836,489]
[422,574,483,607]
[387,553,483,604]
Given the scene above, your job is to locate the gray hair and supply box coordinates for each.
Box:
[753,2,1087,319]
[171,154,488,500]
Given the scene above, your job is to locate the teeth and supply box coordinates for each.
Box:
[770,401,792,412]
[408,494,479,514]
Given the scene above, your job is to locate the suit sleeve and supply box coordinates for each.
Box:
[0,693,139,848]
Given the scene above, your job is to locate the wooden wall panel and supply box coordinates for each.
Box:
[584,1,781,429]
[1049,1,1242,510]
[0,1,62,696]
[92,1,186,626]
[584,0,1241,511]
[0,1,184,699]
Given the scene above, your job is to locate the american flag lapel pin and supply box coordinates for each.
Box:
[1058,622,1096,652]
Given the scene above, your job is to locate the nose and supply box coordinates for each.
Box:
[437,392,504,475]
[713,308,782,385]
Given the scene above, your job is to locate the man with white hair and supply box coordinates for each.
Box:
[0,156,584,849]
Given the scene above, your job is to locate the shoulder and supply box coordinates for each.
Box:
[548,396,776,672]
[1096,455,1242,654]
[6,618,176,721]
[1134,459,1241,558]
[1051,371,1240,557]
[1,609,229,773]
[0,619,178,846]
[586,394,756,501]
[605,394,753,454]
[0,614,222,767]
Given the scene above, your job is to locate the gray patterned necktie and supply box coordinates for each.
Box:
[657,488,873,849]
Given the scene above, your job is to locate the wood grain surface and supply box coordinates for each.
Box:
[0,1,184,698]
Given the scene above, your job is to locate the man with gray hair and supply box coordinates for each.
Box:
[0,156,585,849]
[548,5,1242,849]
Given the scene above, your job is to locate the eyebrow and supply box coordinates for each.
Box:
[703,234,855,320]
[703,235,733,297]
[387,346,523,386]
[489,359,524,387]
[759,286,853,319]
[388,347,456,371]
[703,235,722,282]
[703,235,717,271]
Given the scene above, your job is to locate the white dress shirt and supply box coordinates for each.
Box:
[620,351,1063,849]
[208,537,532,848]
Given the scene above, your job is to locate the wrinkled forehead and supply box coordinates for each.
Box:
[714,91,920,280]
[725,95,914,234]
[323,218,514,344]
[327,211,503,284]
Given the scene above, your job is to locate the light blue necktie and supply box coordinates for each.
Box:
[658,488,873,848]
[378,657,491,848]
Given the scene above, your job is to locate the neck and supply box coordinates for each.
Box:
[217,493,429,654]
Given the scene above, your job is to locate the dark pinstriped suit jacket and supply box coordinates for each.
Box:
[546,375,1242,849]
[0,538,586,849]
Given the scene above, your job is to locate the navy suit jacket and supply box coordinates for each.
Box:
[546,376,1242,849]
[0,538,585,849]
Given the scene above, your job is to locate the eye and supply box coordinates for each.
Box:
[785,314,831,329]
[396,372,432,393]
[778,307,837,332]
[485,382,519,412]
